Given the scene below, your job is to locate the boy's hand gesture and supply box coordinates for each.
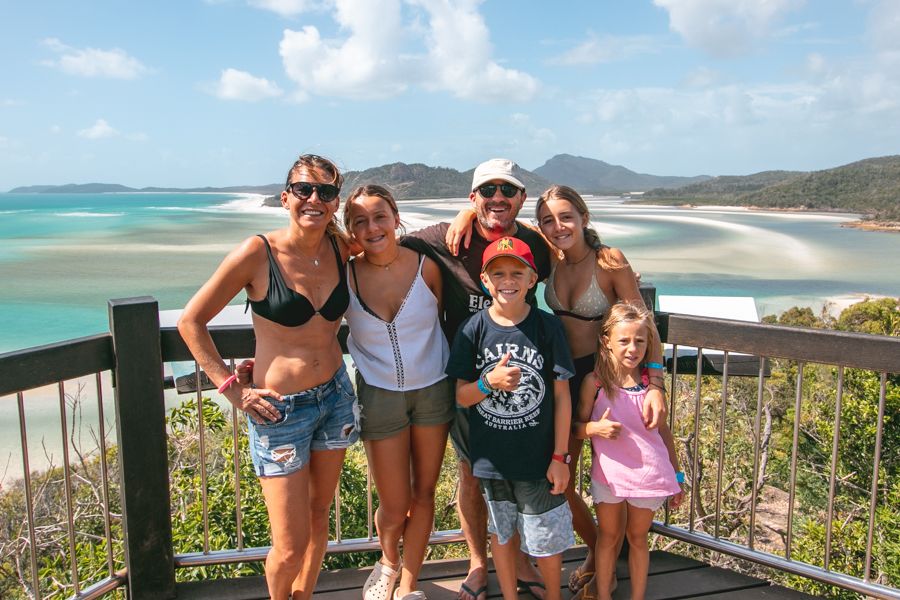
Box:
[587,408,622,439]
[487,353,521,391]
[547,461,569,495]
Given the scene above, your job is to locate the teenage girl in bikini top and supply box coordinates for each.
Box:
[535,184,666,597]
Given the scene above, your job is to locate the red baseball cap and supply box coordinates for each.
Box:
[481,236,537,272]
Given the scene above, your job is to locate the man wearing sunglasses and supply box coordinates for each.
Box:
[401,158,551,600]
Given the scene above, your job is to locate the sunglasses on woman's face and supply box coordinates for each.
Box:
[286,181,340,202]
[477,183,521,199]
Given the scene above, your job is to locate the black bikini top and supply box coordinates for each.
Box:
[246,234,349,327]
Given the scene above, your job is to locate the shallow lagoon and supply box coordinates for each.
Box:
[1,192,898,352]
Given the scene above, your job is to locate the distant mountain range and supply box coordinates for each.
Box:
[643,155,900,222]
[7,154,708,199]
[9,154,899,222]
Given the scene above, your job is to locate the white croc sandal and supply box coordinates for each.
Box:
[363,560,401,600]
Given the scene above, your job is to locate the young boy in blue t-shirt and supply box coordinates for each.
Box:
[446,236,575,600]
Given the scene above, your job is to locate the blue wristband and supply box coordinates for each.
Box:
[675,471,685,484]
[645,362,664,370]
[476,378,490,395]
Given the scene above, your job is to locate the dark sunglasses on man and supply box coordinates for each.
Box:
[286,181,340,202]
[476,183,521,199]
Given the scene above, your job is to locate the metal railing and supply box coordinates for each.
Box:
[653,313,900,600]
[1,297,898,599]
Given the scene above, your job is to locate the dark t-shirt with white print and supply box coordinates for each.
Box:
[445,306,574,480]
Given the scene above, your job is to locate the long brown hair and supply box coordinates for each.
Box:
[535,184,626,271]
[594,301,662,398]
[342,184,407,235]
[284,154,346,240]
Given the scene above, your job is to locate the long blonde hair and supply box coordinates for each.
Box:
[535,185,626,271]
[594,301,661,398]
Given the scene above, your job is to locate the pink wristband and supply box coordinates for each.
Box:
[217,374,237,394]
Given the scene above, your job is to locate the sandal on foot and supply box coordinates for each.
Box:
[516,579,546,600]
[572,580,598,600]
[568,567,595,593]
[457,582,487,600]
[363,560,401,600]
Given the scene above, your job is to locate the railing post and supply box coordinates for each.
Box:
[109,297,175,600]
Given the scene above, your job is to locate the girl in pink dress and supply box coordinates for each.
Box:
[573,302,684,600]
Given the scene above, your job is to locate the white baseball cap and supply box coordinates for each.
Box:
[471,158,525,192]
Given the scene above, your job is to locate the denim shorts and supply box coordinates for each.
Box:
[247,364,360,477]
[480,477,575,557]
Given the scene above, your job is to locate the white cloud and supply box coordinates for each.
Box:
[78,119,119,139]
[413,0,538,101]
[41,38,147,79]
[277,0,538,102]
[279,0,409,99]
[653,0,805,57]
[547,34,659,66]
[869,0,900,66]
[248,0,316,17]
[211,68,284,101]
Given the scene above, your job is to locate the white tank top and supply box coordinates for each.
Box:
[345,255,449,391]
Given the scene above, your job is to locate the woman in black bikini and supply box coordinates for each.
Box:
[178,154,358,600]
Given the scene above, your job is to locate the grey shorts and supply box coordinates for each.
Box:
[590,480,668,512]
[355,371,454,440]
[247,364,360,477]
[480,478,575,557]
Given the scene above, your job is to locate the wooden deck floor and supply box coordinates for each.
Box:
[176,546,819,600]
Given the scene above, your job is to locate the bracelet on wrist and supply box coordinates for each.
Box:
[476,377,490,395]
[645,362,664,370]
[217,374,237,394]
[480,372,494,391]
[675,471,685,484]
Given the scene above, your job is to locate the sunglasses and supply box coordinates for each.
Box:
[286,181,340,202]
[476,183,521,199]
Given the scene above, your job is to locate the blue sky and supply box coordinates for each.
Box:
[2,0,899,189]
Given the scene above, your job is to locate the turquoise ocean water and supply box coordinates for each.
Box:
[1,192,899,353]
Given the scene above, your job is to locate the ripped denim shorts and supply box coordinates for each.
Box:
[247,363,360,477]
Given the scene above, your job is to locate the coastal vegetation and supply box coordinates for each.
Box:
[642,155,900,225]
[0,298,896,598]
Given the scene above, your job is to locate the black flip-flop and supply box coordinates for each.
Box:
[516,579,546,600]
[458,582,487,600]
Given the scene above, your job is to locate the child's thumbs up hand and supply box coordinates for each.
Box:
[487,353,521,391]
[587,407,622,439]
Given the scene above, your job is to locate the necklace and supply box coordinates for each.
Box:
[290,239,322,267]
[365,248,401,270]
[564,246,593,265]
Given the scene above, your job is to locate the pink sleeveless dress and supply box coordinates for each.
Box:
[589,386,681,498]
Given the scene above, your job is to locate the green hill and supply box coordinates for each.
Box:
[643,156,900,222]
[533,153,709,192]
